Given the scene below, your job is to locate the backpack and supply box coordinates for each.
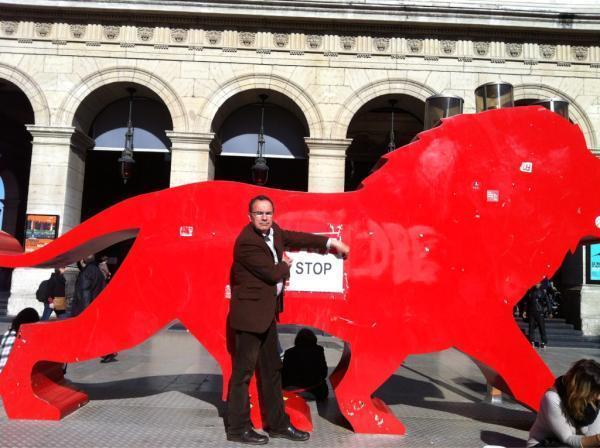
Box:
[35,279,51,303]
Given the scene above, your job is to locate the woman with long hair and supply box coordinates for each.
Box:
[528,359,600,447]
[0,307,40,373]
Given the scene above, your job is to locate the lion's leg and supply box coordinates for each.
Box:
[177,312,230,401]
[454,314,554,410]
[1,264,176,420]
[332,336,406,435]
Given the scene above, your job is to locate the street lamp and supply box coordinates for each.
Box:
[118,87,136,183]
[251,93,269,186]
[387,99,397,153]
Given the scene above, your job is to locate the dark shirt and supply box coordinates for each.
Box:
[527,286,549,314]
[72,262,106,316]
[49,272,66,297]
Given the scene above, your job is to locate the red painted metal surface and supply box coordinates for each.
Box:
[0,107,598,434]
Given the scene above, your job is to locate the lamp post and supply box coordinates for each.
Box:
[251,93,269,186]
[118,87,136,183]
[387,99,397,153]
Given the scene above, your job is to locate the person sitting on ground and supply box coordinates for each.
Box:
[282,328,329,401]
[0,307,40,373]
[528,359,600,447]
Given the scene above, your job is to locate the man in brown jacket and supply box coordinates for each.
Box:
[227,195,349,445]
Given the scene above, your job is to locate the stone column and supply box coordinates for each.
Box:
[8,126,92,316]
[167,131,216,187]
[305,138,351,193]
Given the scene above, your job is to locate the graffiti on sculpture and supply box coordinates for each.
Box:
[0,107,597,435]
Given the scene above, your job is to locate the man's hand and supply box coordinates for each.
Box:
[282,253,293,267]
[329,239,350,259]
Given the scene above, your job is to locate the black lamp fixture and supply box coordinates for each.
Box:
[251,93,269,186]
[118,87,136,183]
[387,98,397,153]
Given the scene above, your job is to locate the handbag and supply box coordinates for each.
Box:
[53,296,67,311]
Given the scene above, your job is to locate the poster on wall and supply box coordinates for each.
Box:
[589,242,600,283]
[24,214,59,253]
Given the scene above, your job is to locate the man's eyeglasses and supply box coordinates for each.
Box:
[251,211,273,217]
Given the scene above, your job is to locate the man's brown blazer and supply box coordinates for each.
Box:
[229,222,328,333]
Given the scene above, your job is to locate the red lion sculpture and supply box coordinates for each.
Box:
[0,107,597,435]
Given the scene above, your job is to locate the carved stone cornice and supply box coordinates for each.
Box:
[1,18,600,68]
[0,5,599,44]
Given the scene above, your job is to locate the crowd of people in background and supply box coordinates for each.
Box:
[34,253,116,362]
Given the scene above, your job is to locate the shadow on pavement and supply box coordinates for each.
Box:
[69,373,226,418]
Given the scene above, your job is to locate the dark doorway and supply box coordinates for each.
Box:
[213,90,309,191]
[345,94,425,191]
[0,80,35,292]
[77,83,173,271]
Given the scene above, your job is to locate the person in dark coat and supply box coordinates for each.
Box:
[40,268,67,321]
[282,328,329,401]
[48,267,67,319]
[525,282,551,348]
[71,255,106,317]
[71,255,117,363]
[226,195,349,445]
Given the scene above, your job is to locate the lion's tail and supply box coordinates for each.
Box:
[0,193,152,268]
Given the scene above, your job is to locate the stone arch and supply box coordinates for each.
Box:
[57,66,188,132]
[331,79,436,140]
[0,62,50,125]
[199,73,324,138]
[514,83,597,150]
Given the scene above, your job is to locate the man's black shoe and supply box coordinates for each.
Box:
[268,425,310,441]
[226,429,268,445]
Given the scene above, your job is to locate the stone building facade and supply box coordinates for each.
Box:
[1,0,600,333]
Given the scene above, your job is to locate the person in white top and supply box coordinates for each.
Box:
[528,359,600,447]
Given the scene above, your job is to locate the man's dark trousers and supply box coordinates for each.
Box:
[528,309,547,344]
[227,320,289,435]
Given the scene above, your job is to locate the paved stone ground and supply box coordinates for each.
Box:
[0,321,598,448]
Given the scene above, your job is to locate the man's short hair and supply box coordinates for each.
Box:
[248,195,274,213]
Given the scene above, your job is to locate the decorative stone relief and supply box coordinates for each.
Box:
[69,24,86,39]
[440,40,456,55]
[572,45,588,61]
[474,41,490,56]
[374,37,389,52]
[540,44,556,59]
[407,39,423,54]
[103,25,120,40]
[273,33,288,48]
[506,43,523,57]
[35,23,52,38]
[137,27,153,42]
[1,21,18,36]
[306,34,322,49]
[340,36,356,51]
[239,32,255,47]
[206,30,221,45]
[171,28,188,43]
